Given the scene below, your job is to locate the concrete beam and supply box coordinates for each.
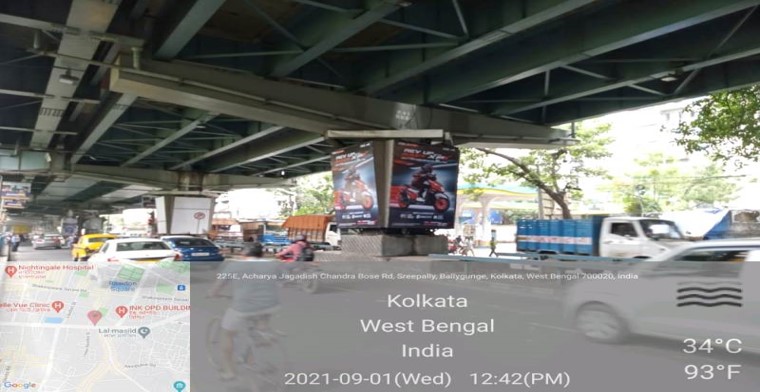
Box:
[29,0,122,149]
[109,58,567,145]
[0,151,54,172]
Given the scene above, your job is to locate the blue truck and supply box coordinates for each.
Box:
[661,209,760,240]
[516,216,688,259]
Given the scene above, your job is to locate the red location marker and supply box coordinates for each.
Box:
[51,301,64,313]
[115,306,128,318]
[4,266,17,278]
[87,310,103,326]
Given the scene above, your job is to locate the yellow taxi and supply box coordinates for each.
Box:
[71,233,117,261]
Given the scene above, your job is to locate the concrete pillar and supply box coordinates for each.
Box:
[176,172,205,192]
[154,195,215,236]
[455,193,467,235]
[480,195,496,246]
[341,233,447,257]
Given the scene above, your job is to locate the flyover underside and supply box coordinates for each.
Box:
[108,58,568,148]
[1,0,760,214]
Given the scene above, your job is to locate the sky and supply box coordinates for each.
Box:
[582,100,760,209]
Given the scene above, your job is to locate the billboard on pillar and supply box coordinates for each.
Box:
[2,198,27,209]
[1,183,31,200]
[388,141,460,228]
[331,142,380,228]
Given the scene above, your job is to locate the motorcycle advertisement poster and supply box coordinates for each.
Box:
[331,142,379,228]
[388,141,459,228]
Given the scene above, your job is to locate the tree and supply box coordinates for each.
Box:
[273,173,334,217]
[463,123,612,219]
[682,163,740,207]
[673,85,760,165]
[613,152,738,215]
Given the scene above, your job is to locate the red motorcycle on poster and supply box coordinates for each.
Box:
[397,164,450,213]
[336,177,375,211]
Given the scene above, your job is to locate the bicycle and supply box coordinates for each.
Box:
[457,240,475,257]
[275,255,321,294]
[206,296,288,392]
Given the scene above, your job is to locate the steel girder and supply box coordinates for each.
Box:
[205,131,325,173]
[2,152,284,192]
[493,18,760,115]
[70,93,137,164]
[360,0,597,94]
[253,155,331,176]
[64,164,289,190]
[122,111,218,166]
[265,0,402,78]
[169,124,285,170]
[69,1,225,165]
[64,181,125,203]
[153,0,227,60]
[541,60,760,125]
[396,0,760,105]
[108,58,567,149]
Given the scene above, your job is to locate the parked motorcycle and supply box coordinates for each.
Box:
[337,179,374,210]
[397,176,450,213]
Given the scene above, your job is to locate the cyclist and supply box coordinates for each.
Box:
[459,237,474,256]
[207,242,279,381]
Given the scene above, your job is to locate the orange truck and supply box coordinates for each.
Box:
[282,214,340,250]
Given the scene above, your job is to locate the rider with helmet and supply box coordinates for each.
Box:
[411,163,436,200]
[344,167,361,200]
[276,234,311,263]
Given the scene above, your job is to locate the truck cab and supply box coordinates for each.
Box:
[599,217,687,258]
[325,222,340,249]
[516,216,688,259]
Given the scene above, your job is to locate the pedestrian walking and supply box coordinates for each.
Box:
[11,234,20,252]
[488,238,497,257]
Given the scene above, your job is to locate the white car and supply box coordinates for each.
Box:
[88,238,180,287]
[565,238,760,352]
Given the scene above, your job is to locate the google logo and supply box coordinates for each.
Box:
[3,382,37,389]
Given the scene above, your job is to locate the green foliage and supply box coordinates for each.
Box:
[463,123,613,218]
[499,209,539,224]
[274,174,334,217]
[673,85,760,165]
[613,152,738,215]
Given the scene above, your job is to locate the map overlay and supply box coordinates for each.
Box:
[1,262,190,392]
